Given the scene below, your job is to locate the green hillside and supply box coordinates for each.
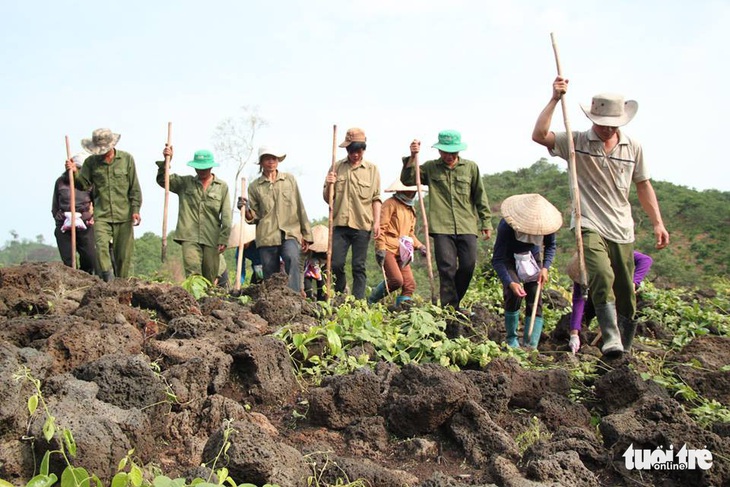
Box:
[483,159,730,286]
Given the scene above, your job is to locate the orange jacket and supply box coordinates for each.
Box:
[375,196,423,254]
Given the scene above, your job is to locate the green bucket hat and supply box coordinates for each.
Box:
[432,129,467,153]
[187,149,219,170]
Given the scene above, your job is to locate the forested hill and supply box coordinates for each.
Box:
[483,158,730,286]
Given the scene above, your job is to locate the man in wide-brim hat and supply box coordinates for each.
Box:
[157,146,231,284]
[245,146,312,293]
[491,194,562,348]
[532,77,669,358]
[400,130,492,311]
[368,179,425,306]
[65,128,142,281]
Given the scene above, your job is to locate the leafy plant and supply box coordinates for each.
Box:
[181,275,212,300]
[515,416,551,455]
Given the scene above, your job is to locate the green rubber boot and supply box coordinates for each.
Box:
[595,302,624,357]
[523,316,544,348]
[505,311,520,348]
[368,281,387,304]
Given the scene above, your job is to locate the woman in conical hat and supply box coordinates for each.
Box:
[368,180,426,306]
[491,194,562,349]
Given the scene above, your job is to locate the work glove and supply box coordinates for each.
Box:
[418,247,427,257]
[375,250,386,268]
[237,197,245,210]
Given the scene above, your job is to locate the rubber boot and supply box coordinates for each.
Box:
[101,270,114,283]
[368,281,387,304]
[619,314,637,352]
[504,311,520,348]
[523,316,544,348]
[595,302,624,357]
[395,295,412,307]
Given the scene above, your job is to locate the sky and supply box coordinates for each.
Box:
[1,0,728,246]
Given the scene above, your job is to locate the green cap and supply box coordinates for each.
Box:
[187,149,219,169]
[432,130,467,153]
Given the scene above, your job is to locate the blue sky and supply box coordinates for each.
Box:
[1,0,728,245]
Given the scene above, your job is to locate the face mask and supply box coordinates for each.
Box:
[394,192,415,207]
[515,231,543,246]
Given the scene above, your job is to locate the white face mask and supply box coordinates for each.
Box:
[515,231,543,246]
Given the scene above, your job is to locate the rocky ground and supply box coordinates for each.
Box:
[0,262,728,487]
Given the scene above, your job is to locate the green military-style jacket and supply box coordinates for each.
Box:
[75,150,142,223]
[400,156,492,236]
[156,161,231,247]
[247,171,313,247]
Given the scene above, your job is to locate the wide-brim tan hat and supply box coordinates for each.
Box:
[385,179,419,192]
[501,193,563,235]
[81,128,121,155]
[309,224,329,253]
[258,146,286,162]
[580,93,638,127]
[228,221,256,247]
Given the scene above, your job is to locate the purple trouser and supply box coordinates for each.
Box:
[570,251,653,331]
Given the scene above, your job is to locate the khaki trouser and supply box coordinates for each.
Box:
[94,220,135,277]
[582,229,636,320]
[181,241,220,283]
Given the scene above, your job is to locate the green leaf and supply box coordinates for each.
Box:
[63,429,77,457]
[112,472,129,487]
[118,456,129,473]
[26,474,58,487]
[42,415,56,442]
[40,451,51,476]
[62,467,90,487]
[129,465,143,487]
[0,480,16,487]
[152,475,172,487]
[28,394,39,415]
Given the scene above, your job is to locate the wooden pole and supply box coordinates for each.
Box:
[527,247,543,340]
[234,177,247,291]
[550,33,588,294]
[412,149,436,304]
[64,136,77,269]
[161,122,172,262]
[325,125,337,303]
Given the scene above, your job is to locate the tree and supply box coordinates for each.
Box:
[212,106,267,211]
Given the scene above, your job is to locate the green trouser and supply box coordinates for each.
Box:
[94,220,135,278]
[582,229,636,320]
[181,241,220,283]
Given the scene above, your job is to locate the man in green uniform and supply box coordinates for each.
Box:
[65,128,142,281]
[244,146,312,292]
[400,130,492,310]
[158,146,231,284]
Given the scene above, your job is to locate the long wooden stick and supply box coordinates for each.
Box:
[412,150,436,304]
[234,177,247,291]
[161,122,172,262]
[325,125,337,303]
[550,33,588,294]
[64,136,77,269]
[527,247,543,340]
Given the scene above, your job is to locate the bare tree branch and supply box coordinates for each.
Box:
[212,105,267,211]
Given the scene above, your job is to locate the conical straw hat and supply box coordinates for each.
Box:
[385,179,418,192]
[308,224,329,252]
[500,193,563,235]
[228,221,256,247]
